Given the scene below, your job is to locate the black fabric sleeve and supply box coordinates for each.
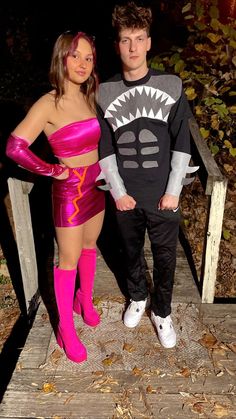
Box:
[168,87,193,155]
[96,105,116,159]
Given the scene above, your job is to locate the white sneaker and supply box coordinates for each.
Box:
[123,299,147,328]
[151,312,176,348]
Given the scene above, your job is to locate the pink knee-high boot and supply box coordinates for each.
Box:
[73,248,100,326]
[54,266,87,363]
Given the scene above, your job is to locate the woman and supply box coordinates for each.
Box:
[6,32,105,363]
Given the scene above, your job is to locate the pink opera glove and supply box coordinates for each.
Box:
[6,134,66,177]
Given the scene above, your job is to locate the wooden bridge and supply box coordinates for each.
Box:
[0,118,235,418]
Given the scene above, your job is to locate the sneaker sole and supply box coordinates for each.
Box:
[159,339,176,349]
[123,318,142,328]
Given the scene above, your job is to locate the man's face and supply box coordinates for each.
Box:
[117,28,151,73]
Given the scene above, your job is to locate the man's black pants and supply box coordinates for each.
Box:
[116,207,181,318]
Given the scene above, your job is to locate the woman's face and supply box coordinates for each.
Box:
[66,37,94,85]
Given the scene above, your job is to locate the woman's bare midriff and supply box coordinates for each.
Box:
[58,149,99,168]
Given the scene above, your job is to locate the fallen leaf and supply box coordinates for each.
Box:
[92,370,104,376]
[198,332,218,349]
[50,348,63,364]
[42,382,56,393]
[132,366,144,376]
[102,357,113,366]
[102,352,120,366]
[179,367,191,378]
[41,312,49,321]
[192,402,205,414]
[213,403,229,417]
[146,385,156,393]
[100,386,112,393]
[123,343,136,353]
[179,391,191,397]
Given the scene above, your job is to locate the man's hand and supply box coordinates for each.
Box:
[115,194,136,211]
[158,194,179,211]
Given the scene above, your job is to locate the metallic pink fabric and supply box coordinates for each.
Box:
[52,162,105,227]
[48,118,101,158]
[6,134,66,177]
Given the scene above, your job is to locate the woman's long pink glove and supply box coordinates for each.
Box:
[6,134,66,177]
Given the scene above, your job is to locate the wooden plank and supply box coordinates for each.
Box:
[7,369,236,395]
[7,178,39,316]
[17,302,52,369]
[199,304,236,340]
[202,178,228,303]
[199,304,236,318]
[0,390,235,418]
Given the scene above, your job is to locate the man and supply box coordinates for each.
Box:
[97,2,198,348]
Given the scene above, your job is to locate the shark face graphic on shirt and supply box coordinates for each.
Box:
[98,68,193,208]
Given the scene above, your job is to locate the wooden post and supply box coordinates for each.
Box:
[202,178,228,303]
[7,178,39,316]
[189,118,228,303]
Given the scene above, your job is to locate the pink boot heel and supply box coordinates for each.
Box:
[74,290,100,326]
[56,327,87,363]
[54,266,87,363]
[74,248,100,327]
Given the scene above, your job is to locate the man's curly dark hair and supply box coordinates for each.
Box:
[112,2,152,39]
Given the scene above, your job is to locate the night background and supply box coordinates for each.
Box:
[0,0,190,100]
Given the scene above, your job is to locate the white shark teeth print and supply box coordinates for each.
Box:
[104,85,176,131]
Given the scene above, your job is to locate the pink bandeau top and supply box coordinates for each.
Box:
[47,117,101,158]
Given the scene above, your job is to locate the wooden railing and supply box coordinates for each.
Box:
[7,178,39,316]
[188,117,228,303]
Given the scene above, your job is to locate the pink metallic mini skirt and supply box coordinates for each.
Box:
[52,161,105,227]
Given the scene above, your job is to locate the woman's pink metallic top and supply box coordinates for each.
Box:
[47,117,101,158]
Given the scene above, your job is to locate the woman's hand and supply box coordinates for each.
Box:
[53,165,69,180]
[115,194,136,211]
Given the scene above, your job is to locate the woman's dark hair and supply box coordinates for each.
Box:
[49,32,98,112]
